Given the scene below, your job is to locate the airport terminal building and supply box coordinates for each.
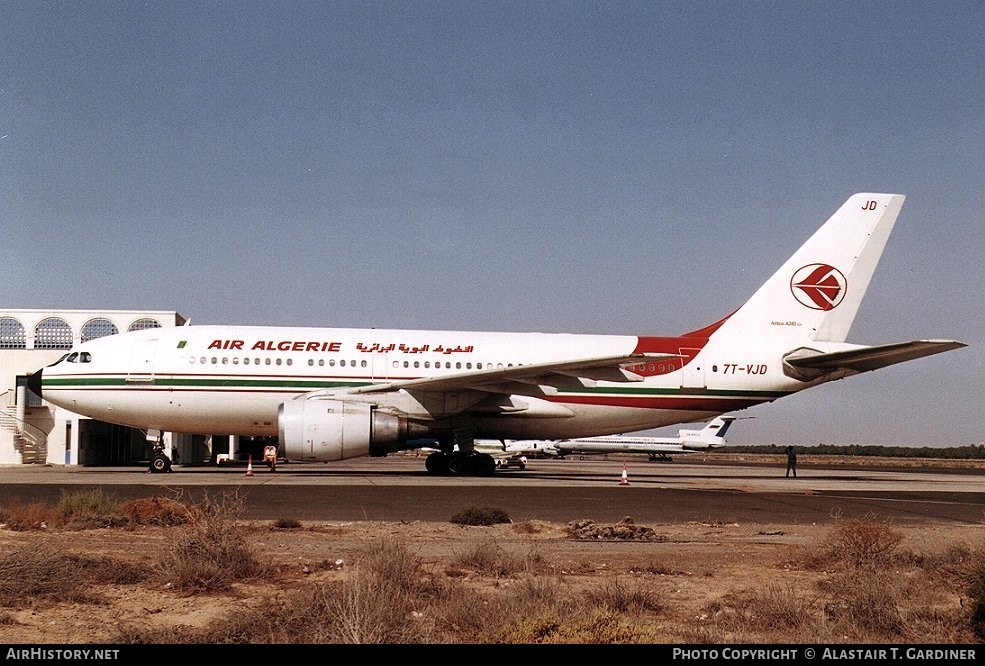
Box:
[0,309,234,467]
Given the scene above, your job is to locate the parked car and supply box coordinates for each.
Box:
[495,454,527,470]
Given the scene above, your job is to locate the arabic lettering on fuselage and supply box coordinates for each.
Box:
[355,342,474,354]
[204,339,474,354]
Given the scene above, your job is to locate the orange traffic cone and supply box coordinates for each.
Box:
[619,460,630,485]
[246,455,254,477]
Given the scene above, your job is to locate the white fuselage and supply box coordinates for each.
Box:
[37,323,800,440]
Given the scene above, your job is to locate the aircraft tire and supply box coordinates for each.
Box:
[446,452,464,475]
[424,451,449,475]
[475,453,496,476]
[149,454,172,474]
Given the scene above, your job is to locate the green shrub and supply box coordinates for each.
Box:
[55,489,126,527]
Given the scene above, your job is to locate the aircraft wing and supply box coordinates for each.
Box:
[784,340,966,378]
[342,352,681,395]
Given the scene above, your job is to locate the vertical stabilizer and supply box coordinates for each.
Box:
[703,416,734,440]
[677,416,740,449]
[711,193,905,344]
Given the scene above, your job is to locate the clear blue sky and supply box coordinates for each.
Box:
[2,2,981,447]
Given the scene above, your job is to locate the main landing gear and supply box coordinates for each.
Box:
[149,443,172,473]
[424,450,497,476]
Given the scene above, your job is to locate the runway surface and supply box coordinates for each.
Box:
[2,456,983,526]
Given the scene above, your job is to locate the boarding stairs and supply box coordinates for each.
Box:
[0,390,48,464]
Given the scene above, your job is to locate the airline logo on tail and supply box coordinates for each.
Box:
[790,263,847,311]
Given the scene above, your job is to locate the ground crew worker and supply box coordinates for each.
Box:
[785,445,797,478]
[264,445,278,472]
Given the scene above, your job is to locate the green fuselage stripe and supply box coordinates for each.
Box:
[42,375,788,400]
[43,376,368,390]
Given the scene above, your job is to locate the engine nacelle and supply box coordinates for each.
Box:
[278,399,418,462]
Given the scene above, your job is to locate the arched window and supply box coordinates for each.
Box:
[81,318,119,342]
[0,317,27,349]
[34,317,73,350]
[128,318,162,332]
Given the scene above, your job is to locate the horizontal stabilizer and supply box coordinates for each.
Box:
[783,340,967,381]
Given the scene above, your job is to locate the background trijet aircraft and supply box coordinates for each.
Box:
[499,415,742,460]
[547,415,743,461]
[30,193,966,475]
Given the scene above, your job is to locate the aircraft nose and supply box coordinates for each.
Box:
[27,368,43,399]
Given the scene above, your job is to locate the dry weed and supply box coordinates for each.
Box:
[0,499,60,531]
[154,490,259,593]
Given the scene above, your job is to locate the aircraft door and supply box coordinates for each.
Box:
[679,347,706,389]
[126,339,158,383]
[371,353,389,381]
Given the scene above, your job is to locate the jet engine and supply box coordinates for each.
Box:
[278,399,425,462]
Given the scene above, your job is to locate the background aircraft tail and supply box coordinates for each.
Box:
[679,415,741,448]
[708,193,905,345]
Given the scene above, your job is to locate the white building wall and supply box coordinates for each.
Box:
[0,349,65,464]
[0,309,186,466]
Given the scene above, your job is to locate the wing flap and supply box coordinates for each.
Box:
[783,340,966,381]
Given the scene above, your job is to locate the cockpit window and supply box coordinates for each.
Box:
[48,354,69,367]
[48,350,92,366]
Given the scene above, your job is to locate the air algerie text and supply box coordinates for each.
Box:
[207,339,343,352]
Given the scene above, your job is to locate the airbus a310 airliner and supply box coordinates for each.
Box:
[30,193,966,475]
